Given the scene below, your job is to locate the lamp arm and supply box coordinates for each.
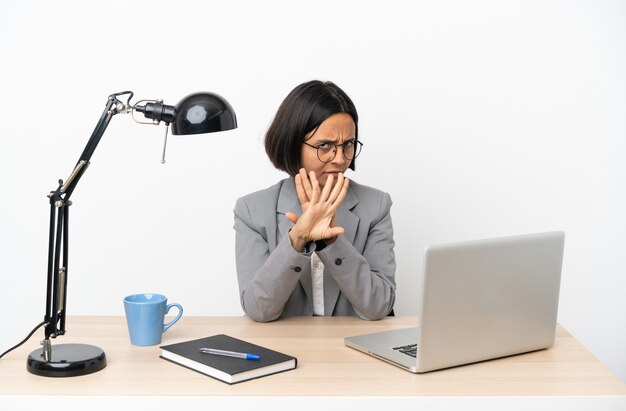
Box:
[60,91,133,200]
[43,91,133,345]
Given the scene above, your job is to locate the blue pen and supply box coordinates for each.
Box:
[200,347,261,361]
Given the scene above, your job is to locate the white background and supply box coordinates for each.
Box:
[1,0,624,383]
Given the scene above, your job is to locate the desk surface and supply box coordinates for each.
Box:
[1,316,625,397]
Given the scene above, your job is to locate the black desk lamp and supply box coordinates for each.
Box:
[26,91,237,377]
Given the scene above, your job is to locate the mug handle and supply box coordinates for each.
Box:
[162,303,183,333]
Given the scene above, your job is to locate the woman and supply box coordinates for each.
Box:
[234,80,396,322]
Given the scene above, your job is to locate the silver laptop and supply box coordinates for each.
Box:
[344,231,565,373]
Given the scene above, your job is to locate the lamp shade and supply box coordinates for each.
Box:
[171,92,237,135]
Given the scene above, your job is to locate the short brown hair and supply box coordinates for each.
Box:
[264,80,359,176]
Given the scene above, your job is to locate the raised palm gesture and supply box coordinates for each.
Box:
[286,168,349,252]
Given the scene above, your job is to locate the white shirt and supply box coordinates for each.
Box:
[311,252,325,315]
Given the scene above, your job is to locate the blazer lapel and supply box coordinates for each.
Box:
[336,188,359,246]
[276,177,301,239]
[276,178,313,303]
[324,187,359,315]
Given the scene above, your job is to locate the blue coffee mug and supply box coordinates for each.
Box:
[123,293,183,346]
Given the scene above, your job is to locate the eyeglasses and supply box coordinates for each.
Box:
[303,140,363,163]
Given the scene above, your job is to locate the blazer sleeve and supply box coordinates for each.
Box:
[316,192,396,320]
[233,196,310,322]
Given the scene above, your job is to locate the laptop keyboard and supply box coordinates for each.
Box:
[393,343,417,357]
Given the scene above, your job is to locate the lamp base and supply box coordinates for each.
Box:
[27,343,106,377]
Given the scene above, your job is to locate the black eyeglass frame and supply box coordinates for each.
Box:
[302,140,363,163]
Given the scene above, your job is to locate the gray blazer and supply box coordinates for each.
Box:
[233,177,396,322]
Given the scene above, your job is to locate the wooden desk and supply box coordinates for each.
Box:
[1,316,625,397]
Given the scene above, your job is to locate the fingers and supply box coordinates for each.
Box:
[341,176,350,198]
[298,169,347,207]
[330,175,349,210]
[309,171,321,203]
[290,168,351,243]
[285,211,299,224]
[299,169,313,201]
[296,169,349,238]
[294,174,309,208]
[326,226,345,238]
[320,173,334,202]
[328,173,344,203]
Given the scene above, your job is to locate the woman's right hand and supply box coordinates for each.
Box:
[286,169,349,252]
